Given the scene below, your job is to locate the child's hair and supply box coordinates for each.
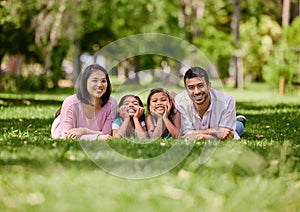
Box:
[147,88,176,120]
[117,94,146,122]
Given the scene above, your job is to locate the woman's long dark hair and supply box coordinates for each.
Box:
[117,94,146,123]
[147,88,175,121]
[76,64,111,107]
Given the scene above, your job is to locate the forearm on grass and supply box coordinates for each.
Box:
[133,118,147,139]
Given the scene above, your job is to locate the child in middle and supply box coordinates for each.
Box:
[112,94,147,138]
[146,88,181,139]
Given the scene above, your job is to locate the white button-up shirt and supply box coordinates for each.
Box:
[175,89,239,139]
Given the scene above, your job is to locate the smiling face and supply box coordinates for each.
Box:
[87,70,108,101]
[185,76,211,105]
[149,92,170,115]
[121,96,141,117]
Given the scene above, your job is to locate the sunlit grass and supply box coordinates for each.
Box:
[0,82,299,211]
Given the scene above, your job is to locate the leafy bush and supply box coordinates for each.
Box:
[240,15,282,81]
[0,72,54,92]
[262,30,299,91]
[261,16,300,90]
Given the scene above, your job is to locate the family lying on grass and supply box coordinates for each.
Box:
[51,64,246,141]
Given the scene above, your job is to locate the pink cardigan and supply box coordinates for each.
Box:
[51,95,117,140]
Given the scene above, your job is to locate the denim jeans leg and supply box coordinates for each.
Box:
[235,120,244,136]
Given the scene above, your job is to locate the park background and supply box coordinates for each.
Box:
[0,0,300,211]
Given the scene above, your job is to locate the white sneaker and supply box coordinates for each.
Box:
[236,115,246,126]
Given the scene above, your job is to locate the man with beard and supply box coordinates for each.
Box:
[175,66,245,140]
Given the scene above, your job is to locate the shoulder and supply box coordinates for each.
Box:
[113,117,122,125]
[210,89,235,110]
[175,91,192,110]
[112,118,122,129]
[104,97,117,108]
[210,89,235,103]
[110,97,118,105]
[175,91,189,104]
[175,91,186,101]
[172,109,180,117]
[62,95,79,107]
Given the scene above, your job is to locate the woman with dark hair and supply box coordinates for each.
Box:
[146,88,181,138]
[51,64,117,140]
[112,94,147,138]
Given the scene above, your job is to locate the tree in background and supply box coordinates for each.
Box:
[0,0,299,92]
[263,16,300,93]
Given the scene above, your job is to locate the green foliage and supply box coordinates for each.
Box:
[240,15,282,81]
[0,73,54,92]
[262,46,298,90]
[285,15,300,47]
[262,17,300,89]
[192,0,233,78]
[1,0,300,88]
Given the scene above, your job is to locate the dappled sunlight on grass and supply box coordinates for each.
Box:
[0,83,299,211]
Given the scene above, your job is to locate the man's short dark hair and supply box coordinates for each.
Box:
[184,67,209,85]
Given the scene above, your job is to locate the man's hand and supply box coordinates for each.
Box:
[211,127,234,140]
[183,132,215,140]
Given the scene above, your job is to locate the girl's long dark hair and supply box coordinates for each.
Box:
[76,64,111,107]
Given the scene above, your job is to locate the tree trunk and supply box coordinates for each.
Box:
[279,76,285,95]
[282,0,291,26]
[179,0,205,41]
[192,1,205,38]
[280,0,291,94]
[72,43,81,86]
[7,54,22,76]
[231,0,243,90]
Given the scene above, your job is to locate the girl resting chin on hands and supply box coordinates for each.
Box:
[112,94,147,139]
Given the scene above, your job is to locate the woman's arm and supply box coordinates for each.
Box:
[59,96,80,138]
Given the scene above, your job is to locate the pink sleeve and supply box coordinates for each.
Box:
[60,96,77,138]
[60,96,117,139]
[80,134,99,140]
[98,98,117,135]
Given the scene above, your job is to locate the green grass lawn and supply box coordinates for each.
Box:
[0,83,299,212]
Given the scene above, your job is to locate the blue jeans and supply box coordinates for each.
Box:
[235,120,245,136]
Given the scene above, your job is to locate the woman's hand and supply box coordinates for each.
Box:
[97,134,112,140]
[64,128,87,139]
